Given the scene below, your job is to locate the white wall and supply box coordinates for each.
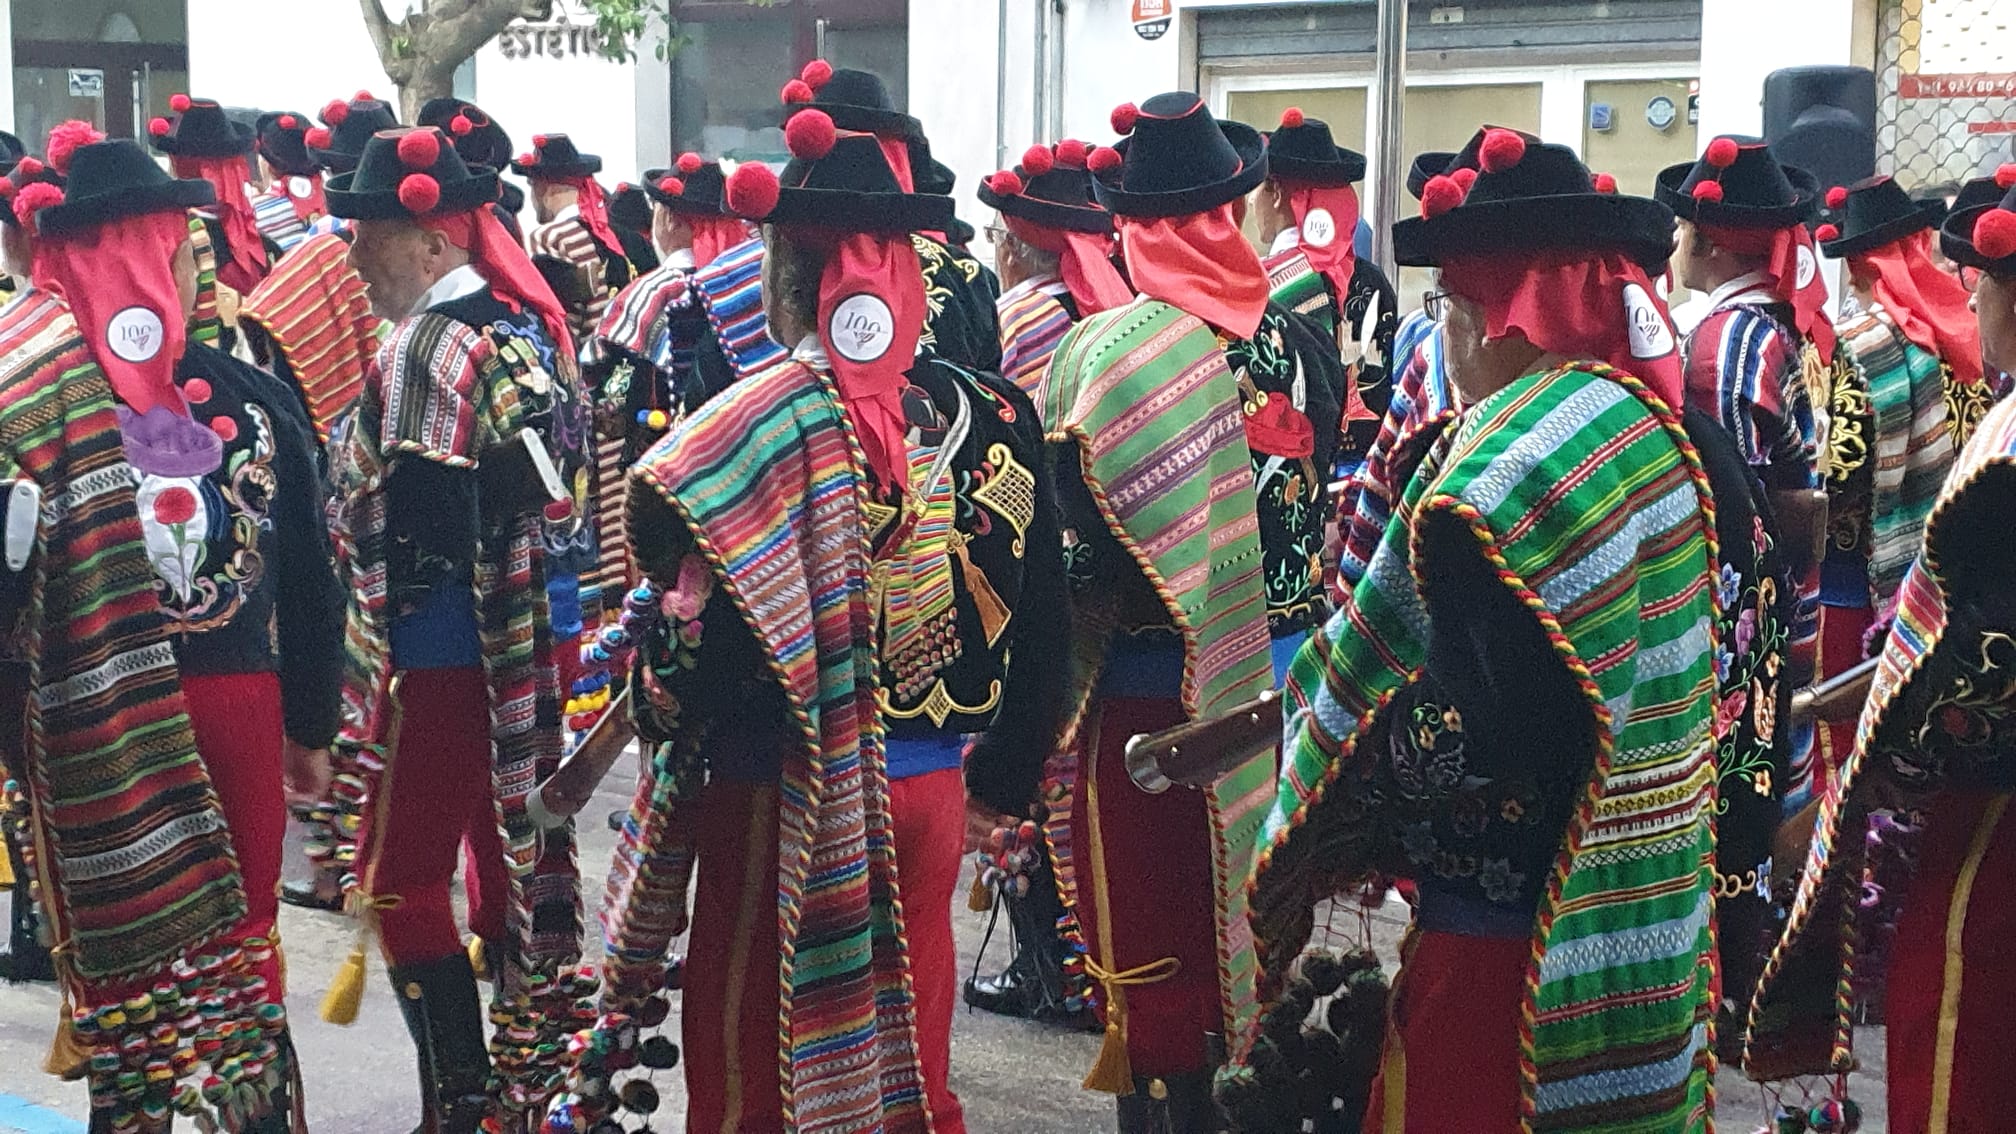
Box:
[1695,0,1859,140]
[472,19,640,186]
[908,0,1005,226]
[187,0,387,119]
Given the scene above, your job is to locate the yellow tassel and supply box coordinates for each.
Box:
[0,845,13,886]
[1081,1017,1134,1095]
[468,935,489,982]
[967,872,992,914]
[44,992,88,1078]
[320,943,366,1025]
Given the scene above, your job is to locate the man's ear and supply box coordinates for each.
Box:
[422,226,453,259]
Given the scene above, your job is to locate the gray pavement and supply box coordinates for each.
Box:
[0,771,1887,1132]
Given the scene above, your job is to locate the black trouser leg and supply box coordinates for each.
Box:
[389,953,492,1134]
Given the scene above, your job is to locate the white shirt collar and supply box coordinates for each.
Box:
[998,271,1066,309]
[1706,269,1776,311]
[413,263,488,315]
[553,202,581,225]
[1268,226,1302,256]
[792,333,831,372]
[662,247,696,270]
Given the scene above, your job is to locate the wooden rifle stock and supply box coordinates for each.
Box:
[1789,656,1879,729]
[1124,690,1283,792]
[528,683,634,830]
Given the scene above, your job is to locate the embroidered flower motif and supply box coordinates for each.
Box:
[1479,858,1525,904]
[152,485,198,526]
[1734,607,1757,656]
[1713,687,1749,742]
[1751,675,1776,738]
[1499,795,1526,824]
[1400,820,1437,863]
[1752,766,1772,796]
[1717,562,1741,610]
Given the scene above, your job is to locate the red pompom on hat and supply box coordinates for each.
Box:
[516,151,537,167]
[46,121,103,176]
[1450,167,1478,191]
[0,182,16,201]
[148,117,172,138]
[16,157,44,178]
[12,182,61,225]
[1825,185,1849,210]
[323,100,349,126]
[1692,180,1726,203]
[277,114,298,131]
[169,93,192,114]
[355,89,374,102]
[784,110,837,161]
[1704,137,1739,169]
[397,129,442,170]
[1479,129,1526,174]
[677,152,704,174]
[657,176,684,197]
[1593,172,1618,194]
[1110,103,1139,136]
[988,170,1025,197]
[181,378,213,405]
[1021,144,1055,176]
[781,79,815,105]
[1421,174,1465,219]
[209,416,238,443]
[305,127,332,150]
[725,161,781,219]
[801,59,834,89]
[1280,107,1305,129]
[532,134,549,149]
[1815,223,1841,242]
[1086,146,1122,175]
[398,173,442,214]
[1997,163,2016,191]
[1054,139,1088,168]
[1976,209,2016,260]
[449,114,473,137]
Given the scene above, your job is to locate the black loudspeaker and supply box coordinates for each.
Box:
[1763,66,1877,194]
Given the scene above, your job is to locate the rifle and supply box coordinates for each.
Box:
[527,683,635,830]
[1789,656,1879,728]
[1123,689,1283,792]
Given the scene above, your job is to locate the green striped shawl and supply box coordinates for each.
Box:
[1255,363,1720,1132]
[1839,306,1954,608]
[1264,249,1335,337]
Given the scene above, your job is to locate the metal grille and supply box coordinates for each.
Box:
[1877,0,2016,191]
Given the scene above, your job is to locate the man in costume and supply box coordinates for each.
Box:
[607,182,660,276]
[251,112,331,254]
[1247,133,1717,1133]
[417,98,526,241]
[1663,137,1832,811]
[1035,94,1342,1129]
[587,115,1063,1134]
[1248,108,1398,473]
[1747,181,2016,1133]
[147,96,271,299]
[516,134,633,347]
[306,91,400,180]
[323,126,590,1133]
[3,134,316,1134]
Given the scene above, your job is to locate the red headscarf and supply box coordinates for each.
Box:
[546,174,623,260]
[1116,201,1269,339]
[1849,229,1983,387]
[1002,215,1132,316]
[170,154,269,294]
[1441,247,1686,413]
[817,231,926,493]
[690,216,753,270]
[274,172,328,225]
[421,205,576,362]
[1697,221,1837,364]
[879,139,915,194]
[1284,182,1360,305]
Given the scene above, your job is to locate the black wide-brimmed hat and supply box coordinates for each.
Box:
[1950,173,2008,217]
[0,132,25,177]
[148,95,255,159]
[511,133,601,180]
[255,111,317,176]
[643,153,731,216]
[1940,175,2016,276]
[1087,93,1267,219]
[722,111,952,235]
[1817,174,1944,258]
[308,93,400,175]
[326,127,501,221]
[1394,129,1674,272]
[780,61,923,142]
[417,97,513,170]
[1406,150,1457,200]
[0,145,71,231]
[1657,137,1817,228]
[36,139,215,238]
[1265,108,1365,187]
[978,141,1112,234]
[915,156,956,197]
[610,181,653,234]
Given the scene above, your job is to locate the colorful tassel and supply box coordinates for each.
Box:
[320,943,365,1026]
[43,991,88,1076]
[1081,1014,1134,1095]
[967,871,992,913]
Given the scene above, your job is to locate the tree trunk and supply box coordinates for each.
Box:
[397,63,460,125]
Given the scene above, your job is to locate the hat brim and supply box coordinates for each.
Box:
[1267,150,1367,188]
[1393,192,1677,273]
[512,157,602,179]
[323,168,503,221]
[1820,199,1946,259]
[310,145,363,175]
[976,183,1113,234]
[1657,160,1818,228]
[1940,202,2016,276]
[641,168,728,215]
[790,102,925,143]
[763,187,954,236]
[1407,151,1457,201]
[150,119,257,159]
[39,180,218,238]
[1092,120,1270,219]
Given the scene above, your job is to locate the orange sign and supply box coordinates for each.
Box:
[1132,0,1174,40]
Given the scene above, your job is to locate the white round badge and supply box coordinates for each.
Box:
[1622,283,1677,360]
[106,306,166,364]
[829,294,895,363]
[1795,244,1818,290]
[1302,207,1337,249]
[287,176,315,199]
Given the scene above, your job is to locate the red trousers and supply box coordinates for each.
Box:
[353,667,509,965]
[889,767,966,1134]
[1816,602,1874,779]
[1365,929,1527,1132]
[1070,696,1224,1077]
[182,672,288,996]
[1886,791,2016,1134]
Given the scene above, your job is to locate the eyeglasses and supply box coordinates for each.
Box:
[983,224,1009,245]
[1422,289,1452,321]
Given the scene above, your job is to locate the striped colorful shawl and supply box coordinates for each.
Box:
[594,259,692,364]
[631,358,926,1134]
[187,214,225,347]
[1256,362,1720,1132]
[239,232,383,441]
[674,236,787,380]
[1263,248,1334,336]
[997,278,1073,407]
[1836,305,1955,608]
[1747,391,2016,1079]
[1335,316,1456,593]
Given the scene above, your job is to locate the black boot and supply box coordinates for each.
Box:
[1116,1071,1222,1134]
[0,829,53,983]
[389,954,493,1134]
[965,851,1073,1020]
